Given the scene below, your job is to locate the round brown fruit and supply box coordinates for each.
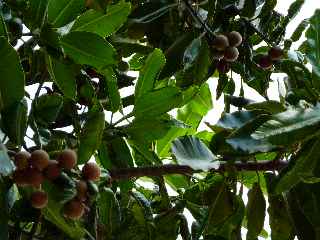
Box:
[58,149,77,170]
[268,46,283,61]
[13,170,29,187]
[258,55,273,70]
[44,160,61,180]
[76,180,88,200]
[212,49,225,60]
[31,191,48,209]
[63,200,85,220]
[14,151,30,170]
[82,162,101,181]
[223,47,239,62]
[217,60,231,73]
[212,34,229,51]
[227,31,242,47]
[30,150,49,171]
[26,168,44,188]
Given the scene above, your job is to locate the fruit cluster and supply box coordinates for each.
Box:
[258,46,284,70]
[11,149,101,220]
[211,31,243,73]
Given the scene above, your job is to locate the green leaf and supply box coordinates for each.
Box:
[241,0,257,18]
[25,0,49,30]
[287,0,305,19]
[48,0,85,28]
[100,67,121,112]
[134,87,182,119]
[1,98,28,146]
[60,31,116,70]
[252,104,320,146]
[290,18,309,42]
[245,100,286,114]
[0,13,8,38]
[246,183,266,240]
[0,142,14,176]
[134,48,166,100]
[71,1,131,37]
[0,37,25,110]
[47,56,78,99]
[172,136,219,171]
[215,111,258,130]
[78,110,105,164]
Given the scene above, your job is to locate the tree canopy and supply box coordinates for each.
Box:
[0,0,320,239]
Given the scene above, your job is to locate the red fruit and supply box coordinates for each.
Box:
[44,160,61,180]
[14,151,30,170]
[82,162,101,181]
[31,191,48,209]
[227,31,242,47]
[258,55,273,69]
[223,47,239,62]
[63,200,85,220]
[212,34,229,51]
[13,170,29,187]
[217,60,231,73]
[26,168,44,188]
[57,149,77,170]
[268,46,283,61]
[76,180,88,200]
[30,150,49,171]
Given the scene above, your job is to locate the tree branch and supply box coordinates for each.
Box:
[110,160,288,181]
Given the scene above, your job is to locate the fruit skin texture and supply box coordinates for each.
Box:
[30,150,49,171]
[217,60,231,73]
[223,47,239,62]
[31,191,48,209]
[58,149,77,170]
[63,200,85,220]
[14,151,30,170]
[76,180,88,200]
[26,168,44,187]
[258,55,273,69]
[44,160,61,180]
[82,162,101,181]
[13,170,29,186]
[227,31,242,47]
[212,34,229,51]
[268,46,283,61]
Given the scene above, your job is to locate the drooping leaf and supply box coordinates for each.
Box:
[172,136,219,171]
[287,0,305,19]
[60,31,116,70]
[71,1,131,37]
[78,110,105,164]
[215,111,258,131]
[290,18,309,42]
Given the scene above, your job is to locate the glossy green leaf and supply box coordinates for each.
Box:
[60,31,116,69]
[0,37,24,110]
[71,1,131,37]
[47,56,78,99]
[48,0,85,28]
[78,110,105,164]
[134,48,166,100]
[172,136,219,171]
[134,87,182,119]
[246,183,266,240]
[215,111,258,130]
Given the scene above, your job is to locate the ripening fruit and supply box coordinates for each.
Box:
[223,47,239,62]
[44,160,61,180]
[30,150,49,171]
[14,151,30,170]
[31,191,48,209]
[268,46,283,61]
[57,149,77,170]
[76,180,88,200]
[217,60,231,73]
[82,162,101,181]
[258,55,273,69]
[26,168,44,187]
[63,200,85,220]
[13,170,29,187]
[212,49,225,60]
[227,31,242,47]
[212,34,229,51]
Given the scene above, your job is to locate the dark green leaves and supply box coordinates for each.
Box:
[71,1,131,37]
[0,37,24,110]
[60,31,116,70]
[0,142,14,176]
[25,0,49,29]
[287,0,305,19]
[78,110,105,164]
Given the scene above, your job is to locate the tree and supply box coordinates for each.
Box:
[0,0,319,239]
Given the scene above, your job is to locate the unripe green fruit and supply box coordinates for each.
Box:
[30,150,49,171]
[63,200,85,220]
[26,168,44,188]
[57,149,77,170]
[227,31,242,47]
[76,180,88,200]
[44,160,61,180]
[212,34,229,51]
[268,46,283,61]
[82,162,101,181]
[258,55,273,70]
[31,191,48,209]
[14,151,30,170]
[217,60,231,73]
[223,47,239,62]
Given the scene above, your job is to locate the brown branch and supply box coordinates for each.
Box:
[110,160,288,181]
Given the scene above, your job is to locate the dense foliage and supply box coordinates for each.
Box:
[0,0,320,239]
